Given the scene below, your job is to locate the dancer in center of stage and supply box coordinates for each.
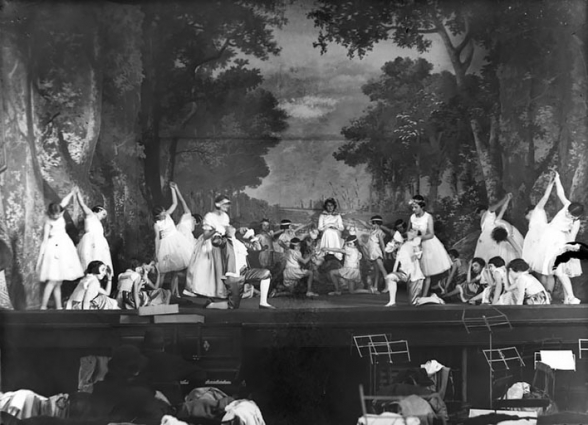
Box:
[318,198,344,259]
[408,195,452,298]
[152,182,192,297]
[185,194,231,299]
[37,189,85,310]
[75,188,113,272]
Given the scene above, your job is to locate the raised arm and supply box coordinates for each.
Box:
[166,182,179,215]
[488,194,510,213]
[75,188,93,216]
[174,184,191,215]
[553,171,570,205]
[496,193,512,221]
[536,172,556,210]
[60,189,76,209]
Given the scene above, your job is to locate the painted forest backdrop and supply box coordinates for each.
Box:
[0,0,586,309]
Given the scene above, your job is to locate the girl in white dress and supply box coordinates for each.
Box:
[365,215,388,293]
[185,195,231,299]
[523,173,555,287]
[37,190,85,309]
[537,172,584,303]
[173,184,197,250]
[152,182,192,297]
[498,259,550,305]
[318,198,344,259]
[487,193,524,265]
[474,194,510,261]
[66,260,119,310]
[408,195,452,298]
[75,189,112,271]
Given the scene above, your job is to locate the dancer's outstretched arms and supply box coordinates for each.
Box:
[174,184,191,215]
[553,171,570,205]
[496,193,512,221]
[165,182,179,215]
[74,188,93,216]
[60,189,76,209]
[536,172,556,210]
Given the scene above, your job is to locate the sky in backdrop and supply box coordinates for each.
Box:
[244,1,452,208]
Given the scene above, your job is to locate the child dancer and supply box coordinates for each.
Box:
[384,228,424,306]
[408,195,452,297]
[365,215,388,293]
[116,260,171,309]
[325,235,369,296]
[66,260,119,310]
[282,238,316,297]
[488,193,524,265]
[75,188,112,272]
[537,171,584,303]
[498,259,550,305]
[523,172,555,283]
[37,190,85,310]
[468,256,505,305]
[318,198,344,259]
[442,258,487,303]
[152,182,192,297]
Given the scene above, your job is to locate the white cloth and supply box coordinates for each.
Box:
[318,213,344,259]
[77,213,112,271]
[410,212,451,276]
[222,399,266,425]
[396,239,425,282]
[523,208,548,272]
[176,213,196,250]
[421,359,445,376]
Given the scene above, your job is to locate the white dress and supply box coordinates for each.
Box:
[539,201,582,277]
[185,211,229,298]
[474,211,523,265]
[410,212,452,276]
[523,208,548,273]
[77,214,112,271]
[37,216,84,282]
[318,213,344,259]
[176,213,196,250]
[154,215,192,273]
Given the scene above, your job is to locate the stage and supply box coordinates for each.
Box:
[1,295,588,421]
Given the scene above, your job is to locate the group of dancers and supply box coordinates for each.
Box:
[32,169,584,310]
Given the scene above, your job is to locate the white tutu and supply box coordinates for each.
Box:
[523,208,548,272]
[37,217,84,282]
[77,214,112,271]
[176,213,196,250]
[410,212,452,276]
[155,216,192,273]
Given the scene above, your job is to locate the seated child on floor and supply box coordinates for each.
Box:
[497,259,550,305]
[66,261,119,310]
[383,228,424,306]
[442,257,487,303]
[116,259,171,309]
[324,235,369,295]
[468,256,505,305]
[282,238,317,297]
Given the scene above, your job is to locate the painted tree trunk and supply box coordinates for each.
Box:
[0,29,46,309]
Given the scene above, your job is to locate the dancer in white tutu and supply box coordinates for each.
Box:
[488,193,524,265]
[408,195,452,297]
[173,184,197,250]
[75,188,112,271]
[522,172,555,288]
[185,195,231,299]
[152,182,192,297]
[318,198,344,259]
[537,172,584,304]
[37,190,85,309]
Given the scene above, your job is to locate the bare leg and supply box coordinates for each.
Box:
[157,272,166,290]
[385,274,398,306]
[41,281,56,310]
[421,276,431,297]
[376,259,388,292]
[555,270,579,304]
[306,271,315,294]
[328,270,341,295]
[538,274,555,293]
[170,272,179,297]
[370,262,380,293]
[53,282,63,310]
